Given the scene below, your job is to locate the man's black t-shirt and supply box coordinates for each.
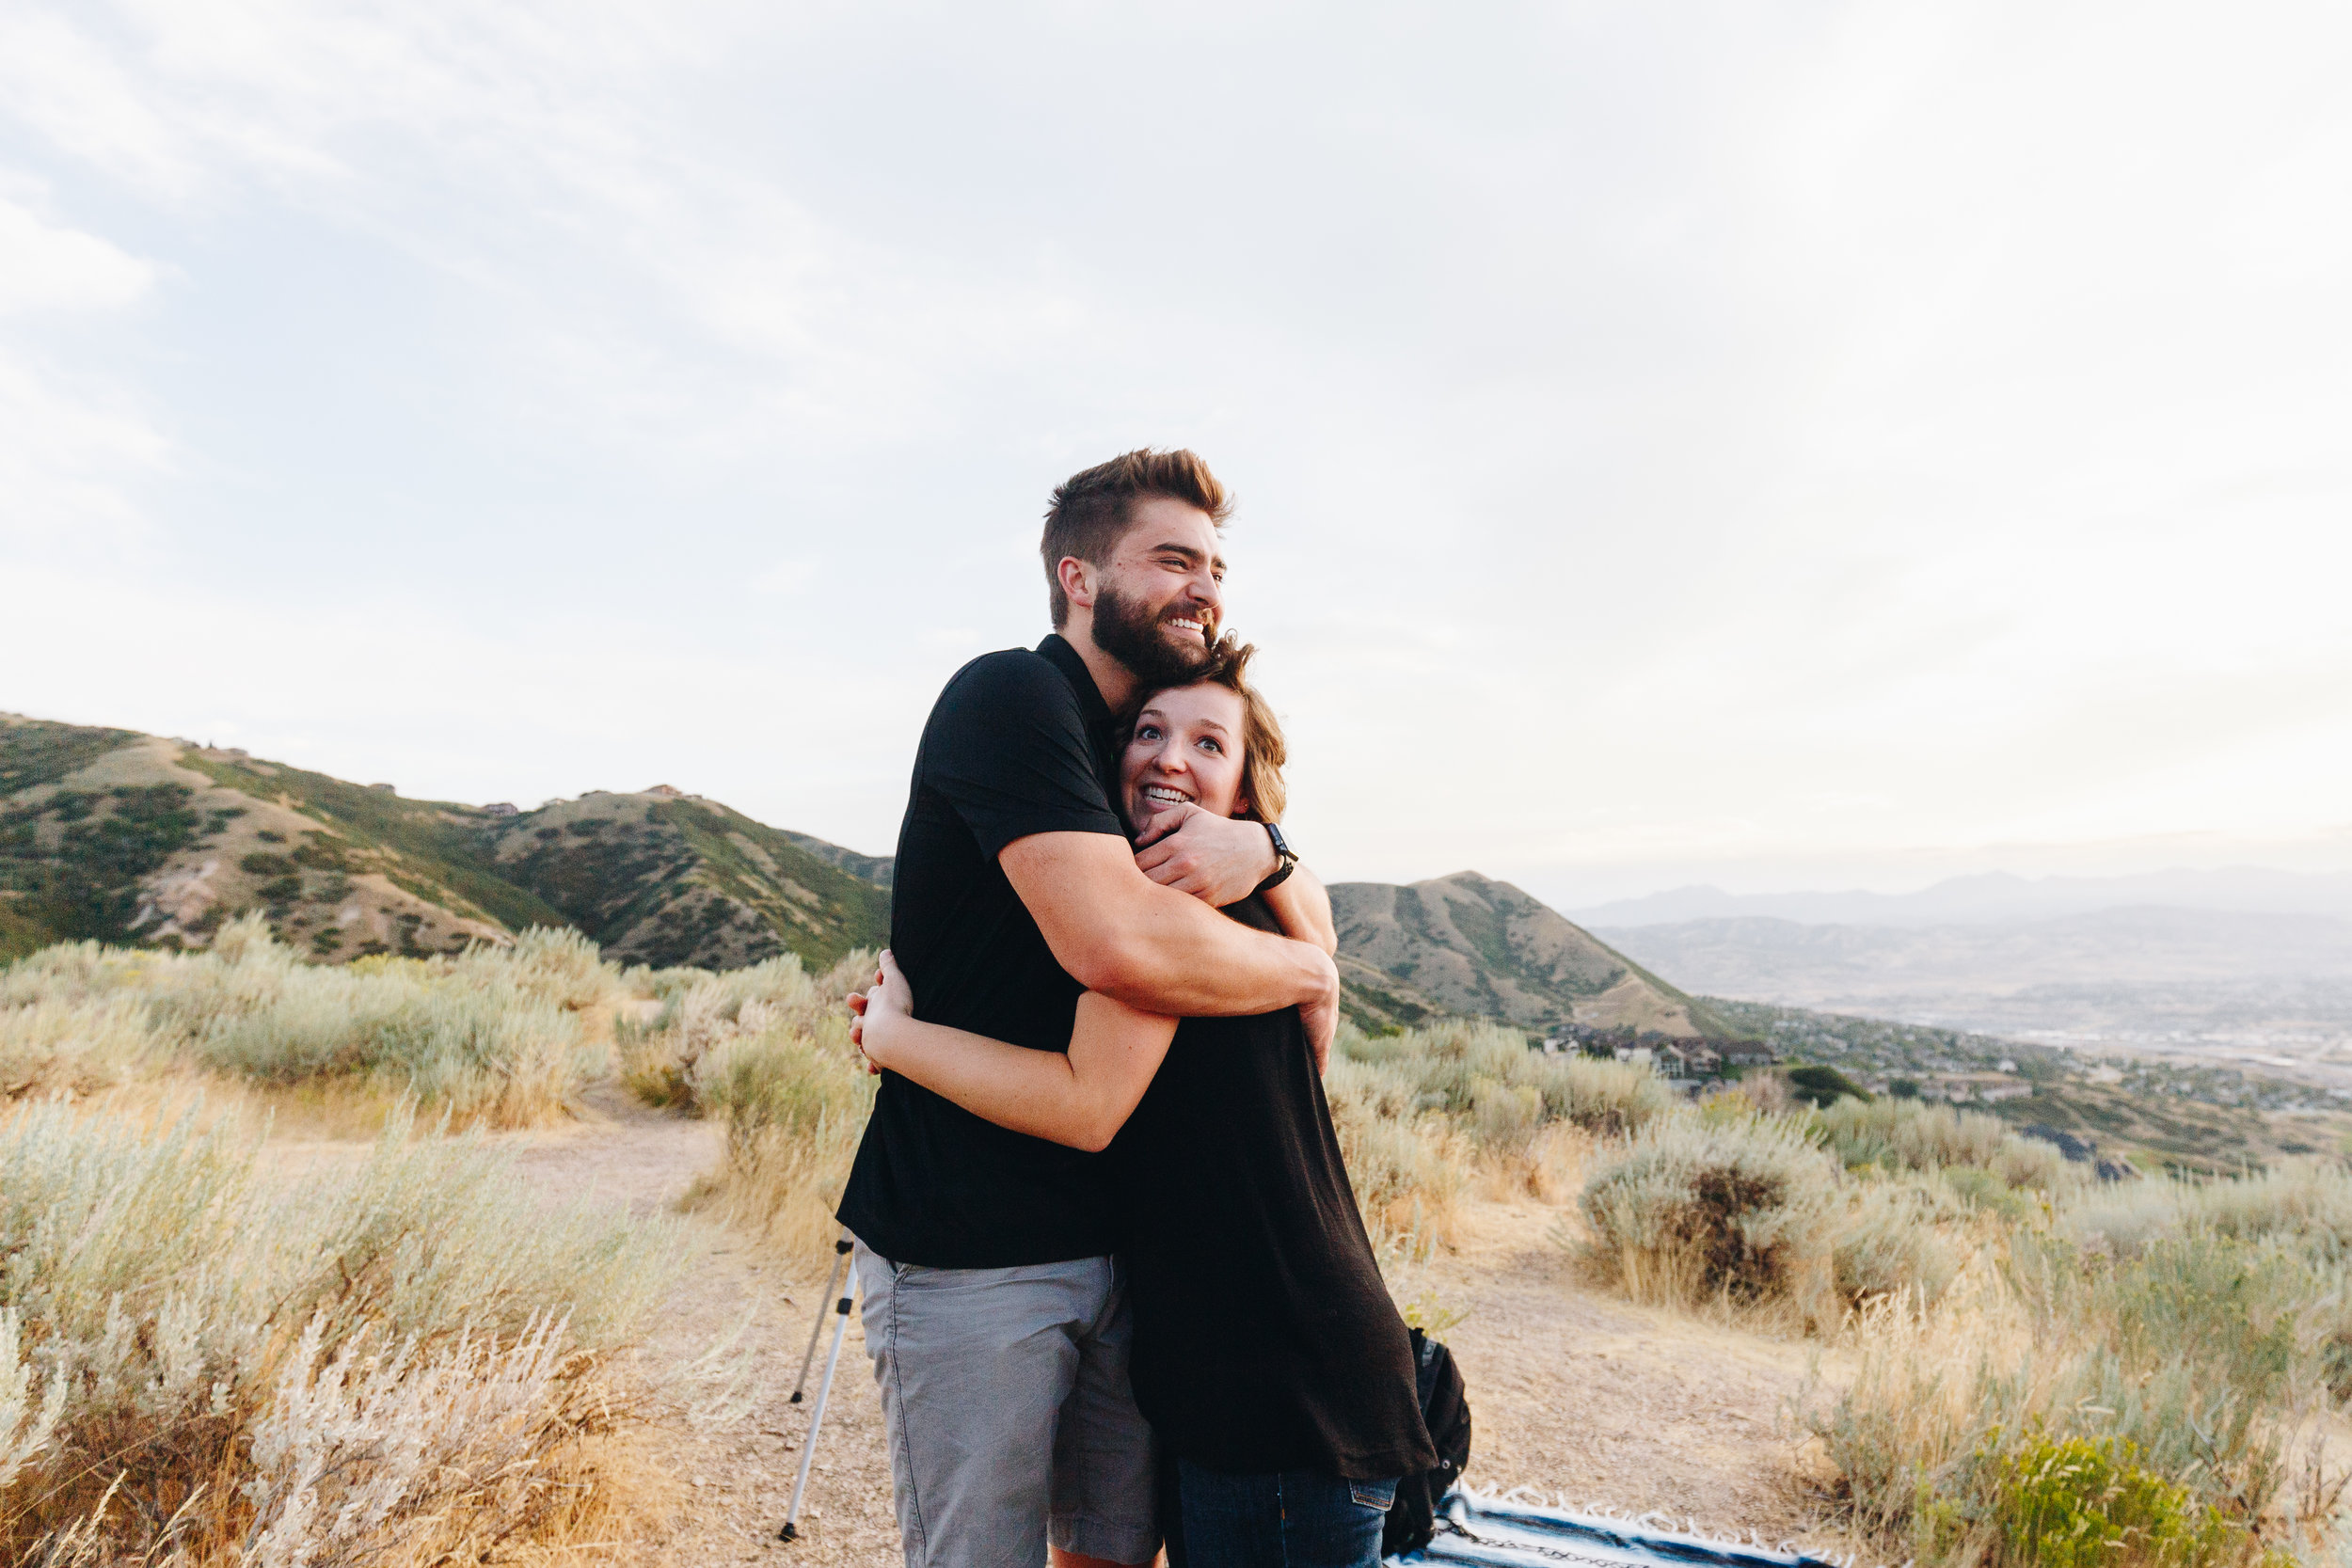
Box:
[1113,897,1439,1481]
[836,634,1129,1268]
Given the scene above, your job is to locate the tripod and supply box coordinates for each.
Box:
[778,1232,857,1544]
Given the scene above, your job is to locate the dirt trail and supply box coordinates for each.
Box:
[1425,1201,1835,1547]
[497,1093,1836,1564]
[487,1084,901,1565]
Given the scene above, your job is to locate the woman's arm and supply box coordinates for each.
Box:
[851,952,1177,1153]
[1260,863,1337,955]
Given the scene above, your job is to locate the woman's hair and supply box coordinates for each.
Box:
[1139,635,1288,824]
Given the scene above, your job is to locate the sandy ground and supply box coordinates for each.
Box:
[492,1089,1840,1565]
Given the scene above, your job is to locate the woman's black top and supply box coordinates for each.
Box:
[1110,895,1438,1481]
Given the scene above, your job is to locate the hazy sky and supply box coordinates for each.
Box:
[6,1,2350,910]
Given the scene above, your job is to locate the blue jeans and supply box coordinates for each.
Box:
[1166,1458,1399,1568]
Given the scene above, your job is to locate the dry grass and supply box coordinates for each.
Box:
[1808,1256,2339,1568]
[1,920,625,1127]
[1815,1095,2076,1193]
[615,950,879,1271]
[0,1098,685,1565]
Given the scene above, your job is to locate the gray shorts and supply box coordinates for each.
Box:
[852,1239,1159,1568]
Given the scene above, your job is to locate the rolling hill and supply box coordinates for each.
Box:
[1330,870,1739,1037]
[0,713,886,971]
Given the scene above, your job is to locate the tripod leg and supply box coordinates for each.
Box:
[779,1271,856,1542]
[789,1234,853,1404]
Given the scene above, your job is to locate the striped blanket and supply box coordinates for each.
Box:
[1392,1489,1841,1568]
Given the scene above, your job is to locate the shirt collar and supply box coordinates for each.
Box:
[1036,633,1116,733]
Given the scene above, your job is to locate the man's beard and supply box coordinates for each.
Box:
[1093,582,1215,687]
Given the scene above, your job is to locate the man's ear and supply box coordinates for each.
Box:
[1057,555,1097,613]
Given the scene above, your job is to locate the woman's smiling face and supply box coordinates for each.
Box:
[1120,682,1250,832]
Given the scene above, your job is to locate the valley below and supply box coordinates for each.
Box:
[1601,907,2352,1091]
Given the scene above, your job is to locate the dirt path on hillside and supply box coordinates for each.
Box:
[504,1084,901,1565]
[499,1092,1841,1565]
[1423,1201,1837,1548]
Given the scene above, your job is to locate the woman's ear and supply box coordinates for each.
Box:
[1232,794,1251,821]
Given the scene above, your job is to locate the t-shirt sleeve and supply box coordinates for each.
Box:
[923,652,1126,860]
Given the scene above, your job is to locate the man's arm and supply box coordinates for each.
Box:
[1001,831,1339,1023]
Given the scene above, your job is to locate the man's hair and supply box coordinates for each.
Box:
[1139,635,1288,825]
[1041,449,1233,627]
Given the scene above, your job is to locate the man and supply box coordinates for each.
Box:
[837,449,1341,1568]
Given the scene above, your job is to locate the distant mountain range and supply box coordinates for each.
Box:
[1598,907,2352,1053]
[1570,868,2352,927]
[3,711,1724,1037]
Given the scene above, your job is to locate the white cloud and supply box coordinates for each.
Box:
[0,190,156,312]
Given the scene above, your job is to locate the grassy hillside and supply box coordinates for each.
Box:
[1332,870,1740,1037]
[0,712,888,970]
[481,791,888,970]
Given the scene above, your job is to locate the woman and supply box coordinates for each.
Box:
[852,639,1436,1568]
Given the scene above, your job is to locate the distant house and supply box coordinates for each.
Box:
[367,783,397,795]
[1657,1042,1721,1077]
[483,802,519,817]
[1722,1043,1776,1067]
[644,784,687,800]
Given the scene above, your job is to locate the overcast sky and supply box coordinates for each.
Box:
[5,1,2350,910]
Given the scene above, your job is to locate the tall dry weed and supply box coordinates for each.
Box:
[1810,1255,2329,1568]
[621,950,881,1268]
[0,999,152,1101]
[1324,1056,1470,1259]
[0,1100,682,1562]
[0,918,622,1125]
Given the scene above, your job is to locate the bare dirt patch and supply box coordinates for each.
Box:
[503,1084,900,1566]
[1422,1199,1842,1549]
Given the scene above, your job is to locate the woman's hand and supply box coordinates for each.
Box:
[849,949,915,1074]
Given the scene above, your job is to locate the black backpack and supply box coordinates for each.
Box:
[1383,1328,1472,1558]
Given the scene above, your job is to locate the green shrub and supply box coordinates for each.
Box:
[1341,1020,1677,1140]
[1831,1175,1970,1307]
[1817,1095,2074,1193]
[1811,1282,2299,1564]
[1994,1434,2240,1568]
[0,918,621,1123]
[2063,1161,2352,1261]
[1578,1114,1843,1308]
[641,948,879,1266]
[1787,1064,1870,1107]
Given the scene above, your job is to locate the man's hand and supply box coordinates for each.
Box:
[1132,803,1279,905]
[848,951,915,1074]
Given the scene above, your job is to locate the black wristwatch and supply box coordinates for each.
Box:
[1257,821,1299,893]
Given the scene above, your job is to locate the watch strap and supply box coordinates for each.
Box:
[1256,821,1299,894]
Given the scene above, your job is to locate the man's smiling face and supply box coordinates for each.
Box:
[1088,496,1226,687]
